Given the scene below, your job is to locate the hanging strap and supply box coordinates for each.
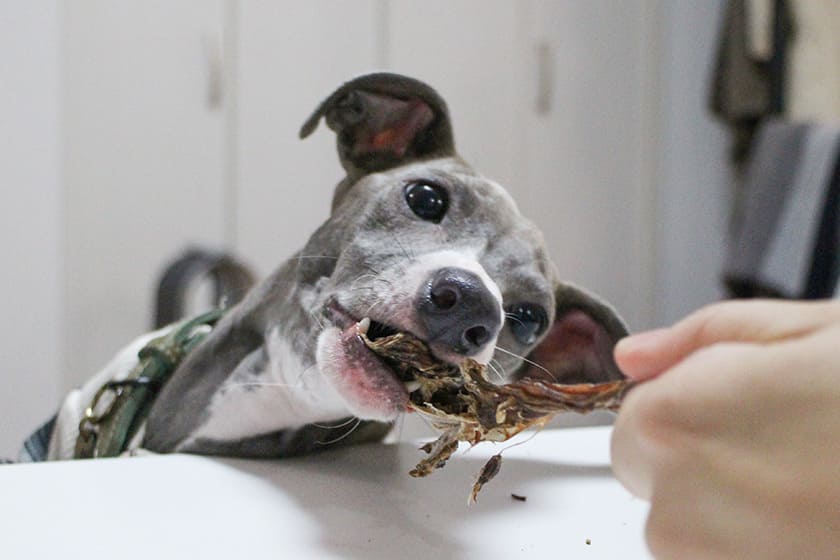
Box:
[74,309,225,459]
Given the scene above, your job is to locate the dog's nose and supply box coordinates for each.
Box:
[418,267,502,357]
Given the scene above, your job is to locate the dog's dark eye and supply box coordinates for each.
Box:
[505,303,548,345]
[404,182,448,223]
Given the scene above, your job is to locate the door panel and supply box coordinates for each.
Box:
[63,1,227,389]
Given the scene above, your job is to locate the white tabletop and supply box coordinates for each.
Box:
[1,426,650,559]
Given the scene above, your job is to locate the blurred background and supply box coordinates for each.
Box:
[0,1,743,456]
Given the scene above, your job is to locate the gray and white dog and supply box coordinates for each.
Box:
[40,73,626,461]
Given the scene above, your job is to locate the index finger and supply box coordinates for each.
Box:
[614,299,840,381]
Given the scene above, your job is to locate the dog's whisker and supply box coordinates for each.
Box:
[487,359,507,384]
[393,236,416,263]
[350,273,382,291]
[494,345,555,379]
[413,410,440,437]
[388,411,407,443]
[293,364,318,388]
[371,275,395,287]
[490,357,508,376]
[315,418,363,446]
[347,285,384,296]
[360,262,382,276]
[368,216,416,261]
[345,274,396,301]
[311,416,358,429]
[363,299,389,319]
[501,421,546,453]
[309,309,326,330]
[487,362,506,384]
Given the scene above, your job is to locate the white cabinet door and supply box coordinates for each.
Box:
[518,0,657,330]
[385,0,525,197]
[234,1,379,275]
[63,1,227,390]
[386,1,656,329]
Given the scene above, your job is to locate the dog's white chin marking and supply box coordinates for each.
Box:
[432,344,495,368]
[316,323,408,422]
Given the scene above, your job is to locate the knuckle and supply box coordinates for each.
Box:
[624,383,683,442]
[619,367,721,455]
[683,301,741,345]
[644,506,683,560]
[644,519,667,558]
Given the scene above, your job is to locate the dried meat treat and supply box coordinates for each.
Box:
[470,453,502,504]
[362,330,634,500]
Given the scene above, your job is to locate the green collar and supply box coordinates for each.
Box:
[74,309,225,459]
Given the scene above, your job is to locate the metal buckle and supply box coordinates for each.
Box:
[82,377,159,425]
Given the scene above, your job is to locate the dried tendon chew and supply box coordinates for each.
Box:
[362,330,634,501]
[470,453,502,504]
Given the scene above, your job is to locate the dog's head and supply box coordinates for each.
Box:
[298,73,627,423]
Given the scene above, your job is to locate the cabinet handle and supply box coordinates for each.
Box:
[535,41,553,116]
[203,32,223,110]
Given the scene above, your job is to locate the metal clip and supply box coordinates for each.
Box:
[83,383,122,425]
[83,377,160,425]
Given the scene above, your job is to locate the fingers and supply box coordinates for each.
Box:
[611,341,762,500]
[615,299,840,381]
[612,326,840,558]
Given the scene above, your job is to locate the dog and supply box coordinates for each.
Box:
[32,73,627,462]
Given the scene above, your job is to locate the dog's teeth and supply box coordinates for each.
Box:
[404,380,421,393]
[357,317,371,335]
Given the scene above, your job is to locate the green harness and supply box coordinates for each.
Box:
[74,309,224,459]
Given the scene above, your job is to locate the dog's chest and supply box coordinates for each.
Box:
[186,328,350,443]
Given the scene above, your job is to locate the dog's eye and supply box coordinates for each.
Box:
[404,182,448,223]
[505,303,548,345]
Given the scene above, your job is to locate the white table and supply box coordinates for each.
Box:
[1,426,650,559]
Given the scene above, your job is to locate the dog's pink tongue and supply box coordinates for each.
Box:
[334,322,409,419]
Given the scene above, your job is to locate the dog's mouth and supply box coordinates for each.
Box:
[364,319,401,343]
[324,299,404,340]
[317,300,418,420]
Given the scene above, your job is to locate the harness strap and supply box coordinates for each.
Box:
[74,309,225,459]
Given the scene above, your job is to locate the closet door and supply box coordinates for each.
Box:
[519,0,657,330]
[385,1,657,329]
[63,1,227,390]
[234,1,379,275]
[385,0,525,198]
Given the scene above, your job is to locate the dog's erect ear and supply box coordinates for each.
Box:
[300,73,456,181]
[518,284,628,384]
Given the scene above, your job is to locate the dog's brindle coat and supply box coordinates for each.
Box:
[44,73,626,460]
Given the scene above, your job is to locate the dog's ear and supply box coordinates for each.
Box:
[518,283,628,384]
[300,73,456,181]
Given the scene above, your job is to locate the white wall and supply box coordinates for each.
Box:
[0,2,63,457]
[653,0,732,326]
[234,1,380,275]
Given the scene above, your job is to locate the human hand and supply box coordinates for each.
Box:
[610,300,840,559]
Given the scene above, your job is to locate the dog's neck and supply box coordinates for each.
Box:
[180,327,349,448]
